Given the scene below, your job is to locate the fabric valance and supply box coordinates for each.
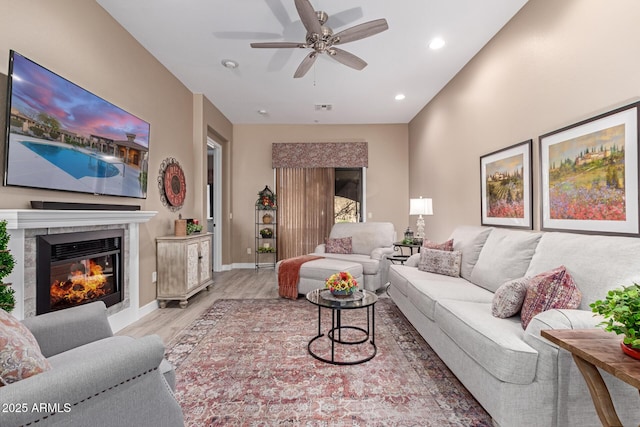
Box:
[272,142,368,168]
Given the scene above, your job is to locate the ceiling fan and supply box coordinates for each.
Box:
[250,0,389,78]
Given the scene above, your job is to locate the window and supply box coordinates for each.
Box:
[334,168,363,223]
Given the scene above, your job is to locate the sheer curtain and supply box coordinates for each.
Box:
[276,168,335,259]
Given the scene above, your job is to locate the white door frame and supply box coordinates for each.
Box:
[207,138,223,271]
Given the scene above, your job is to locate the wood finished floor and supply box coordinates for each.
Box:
[117,269,279,343]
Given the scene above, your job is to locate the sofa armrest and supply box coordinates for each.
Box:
[405,253,421,267]
[371,246,395,260]
[314,243,326,253]
[524,308,603,352]
[22,301,113,358]
[0,335,178,427]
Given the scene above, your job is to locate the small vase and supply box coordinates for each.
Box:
[330,289,354,298]
[620,341,640,360]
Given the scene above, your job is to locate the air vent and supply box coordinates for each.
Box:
[314,104,333,111]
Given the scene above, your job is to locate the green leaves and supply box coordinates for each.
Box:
[590,283,640,349]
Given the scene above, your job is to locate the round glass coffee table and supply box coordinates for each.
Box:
[305,288,378,365]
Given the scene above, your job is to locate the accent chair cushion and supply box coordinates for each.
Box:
[418,249,462,277]
[325,236,352,254]
[492,277,530,318]
[0,309,52,386]
[422,239,454,251]
[520,266,582,329]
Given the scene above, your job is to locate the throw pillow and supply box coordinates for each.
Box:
[325,236,352,254]
[417,248,462,277]
[422,239,454,251]
[520,266,582,329]
[492,277,530,318]
[0,309,51,387]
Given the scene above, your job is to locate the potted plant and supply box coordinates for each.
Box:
[590,284,640,359]
[0,220,16,312]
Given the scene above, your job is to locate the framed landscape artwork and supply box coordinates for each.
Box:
[539,102,640,236]
[480,140,532,229]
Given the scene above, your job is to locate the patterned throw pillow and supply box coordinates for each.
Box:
[325,236,352,254]
[422,239,454,251]
[520,266,582,329]
[0,309,51,387]
[492,277,530,318]
[417,248,462,277]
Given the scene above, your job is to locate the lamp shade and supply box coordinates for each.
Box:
[410,197,433,216]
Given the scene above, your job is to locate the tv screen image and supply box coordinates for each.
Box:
[4,51,150,198]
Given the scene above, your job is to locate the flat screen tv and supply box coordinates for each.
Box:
[4,50,150,199]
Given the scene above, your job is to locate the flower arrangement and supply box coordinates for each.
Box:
[259,227,273,238]
[0,220,16,312]
[256,185,277,210]
[325,271,358,295]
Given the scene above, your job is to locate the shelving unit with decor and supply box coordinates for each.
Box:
[255,186,277,269]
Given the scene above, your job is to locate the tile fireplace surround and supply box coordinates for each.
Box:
[0,209,156,332]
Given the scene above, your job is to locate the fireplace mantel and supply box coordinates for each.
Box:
[0,209,157,332]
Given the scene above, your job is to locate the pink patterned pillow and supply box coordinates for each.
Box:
[325,236,352,254]
[492,277,530,318]
[0,309,51,387]
[520,266,582,329]
[422,239,454,251]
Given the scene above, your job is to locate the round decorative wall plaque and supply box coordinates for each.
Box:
[158,158,186,211]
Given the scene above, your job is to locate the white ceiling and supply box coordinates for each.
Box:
[96,0,528,125]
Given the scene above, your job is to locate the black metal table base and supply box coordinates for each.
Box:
[308,304,376,365]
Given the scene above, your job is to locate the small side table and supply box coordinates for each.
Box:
[306,289,378,365]
[387,255,409,265]
[393,242,421,256]
[541,329,640,427]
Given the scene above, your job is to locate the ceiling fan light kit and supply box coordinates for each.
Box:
[250,0,388,78]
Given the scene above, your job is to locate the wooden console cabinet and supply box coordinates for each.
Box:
[156,233,213,308]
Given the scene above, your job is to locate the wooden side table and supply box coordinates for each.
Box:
[541,329,640,427]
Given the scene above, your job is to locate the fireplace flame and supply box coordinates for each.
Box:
[50,259,108,306]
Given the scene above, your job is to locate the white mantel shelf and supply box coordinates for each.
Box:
[0,209,157,229]
[0,209,157,332]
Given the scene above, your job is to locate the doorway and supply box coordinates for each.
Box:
[207,138,222,271]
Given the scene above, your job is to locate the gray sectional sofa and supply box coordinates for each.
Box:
[0,302,184,427]
[388,225,640,427]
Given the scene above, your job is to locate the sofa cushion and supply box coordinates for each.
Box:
[435,299,538,385]
[526,232,640,310]
[404,273,494,321]
[492,277,530,318]
[316,253,380,275]
[0,309,51,386]
[520,266,582,329]
[469,228,542,292]
[325,236,352,254]
[422,239,454,251]
[418,249,462,277]
[448,226,493,281]
[329,222,395,255]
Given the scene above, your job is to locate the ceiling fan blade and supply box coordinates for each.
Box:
[294,52,317,78]
[328,47,367,71]
[251,42,305,48]
[295,0,322,35]
[331,18,389,45]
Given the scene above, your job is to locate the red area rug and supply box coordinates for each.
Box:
[165,298,492,426]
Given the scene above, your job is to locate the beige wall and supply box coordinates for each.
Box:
[409,0,640,242]
[231,124,409,264]
[0,0,232,306]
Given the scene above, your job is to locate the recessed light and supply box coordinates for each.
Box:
[429,38,445,50]
[395,94,406,101]
[221,59,239,69]
[257,109,268,115]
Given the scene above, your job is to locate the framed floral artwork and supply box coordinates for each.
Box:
[539,102,640,236]
[480,140,532,229]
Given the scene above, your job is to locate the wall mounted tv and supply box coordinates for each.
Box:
[4,50,150,199]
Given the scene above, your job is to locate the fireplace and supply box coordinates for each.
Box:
[36,229,124,315]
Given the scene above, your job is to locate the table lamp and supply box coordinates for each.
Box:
[409,197,433,242]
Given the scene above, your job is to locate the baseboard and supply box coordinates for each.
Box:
[138,299,159,318]
[231,262,276,269]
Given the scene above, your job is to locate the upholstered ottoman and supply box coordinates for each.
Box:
[276,258,364,296]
